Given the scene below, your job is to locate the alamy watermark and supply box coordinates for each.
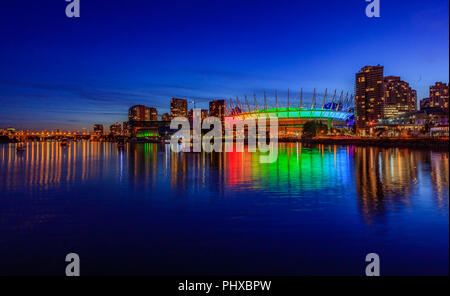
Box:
[365,253,380,276]
[65,253,80,276]
[65,0,80,18]
[64,1,380,20]
[365,0,380,18]
[63,251,380,275]
[169,109,279,163]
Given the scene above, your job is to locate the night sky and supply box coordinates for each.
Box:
[0,0,448,130]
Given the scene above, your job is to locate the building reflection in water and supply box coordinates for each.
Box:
[127,143,227,197]
[223,143,354,195]
[430,152,449,210]
[355,147,412,222]
[127,142,159,186]
[0,141,448,223]
[354,146,449,222]
[0,141,116,192]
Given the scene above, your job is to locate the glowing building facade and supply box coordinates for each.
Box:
[93,124,104,135]
[128,105,158,122]
[209,99,226,121]
[429,82,449,111]
[170,98,188,118]
[355,66,385,131]
[110,122,122,135]
[383,76,417,118]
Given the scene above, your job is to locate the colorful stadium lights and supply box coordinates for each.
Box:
[225,108,352,121]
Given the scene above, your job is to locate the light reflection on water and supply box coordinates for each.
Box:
[0,141,448,275]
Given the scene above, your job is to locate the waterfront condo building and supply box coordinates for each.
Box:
[128,105,158,122]
[110,122,122,135]
[209,99,226,121]
[122,121,129,136]
[170,98,188,118]
[383,76,417,118]
[355,65,385,131]
[429,82,449,111]
[188,109,209,121]
[93,124,104,135]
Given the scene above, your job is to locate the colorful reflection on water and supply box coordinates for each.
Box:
[0,141,448,275]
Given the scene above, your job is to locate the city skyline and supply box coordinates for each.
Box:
[0,0,449,130]
[0,1,448,279]
[1,75,447,133]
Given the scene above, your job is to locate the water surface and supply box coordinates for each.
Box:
[0,142,448,275]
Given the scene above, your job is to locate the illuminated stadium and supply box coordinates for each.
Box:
[224,90,355,134]
[226,107,352,121]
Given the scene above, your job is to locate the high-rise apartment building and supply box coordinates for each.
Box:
[110,122,122,135]
[122,121,129,136]
[429,82,449,111]
[128,105,157,121]
[355,65,385,130]
[383,76,417,118]
[209,99,226,121]
[93,124,104,135]
[188,109,208,121]
[170,98,188,118]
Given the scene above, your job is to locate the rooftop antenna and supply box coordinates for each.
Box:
[190,98,196,109]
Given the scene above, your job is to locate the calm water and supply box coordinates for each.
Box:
[0,141,448,275]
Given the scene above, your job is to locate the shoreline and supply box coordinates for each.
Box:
[279,137,449,151]
[2,136,449,151]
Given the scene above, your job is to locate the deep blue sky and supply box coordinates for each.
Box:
[0,0,448,130]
